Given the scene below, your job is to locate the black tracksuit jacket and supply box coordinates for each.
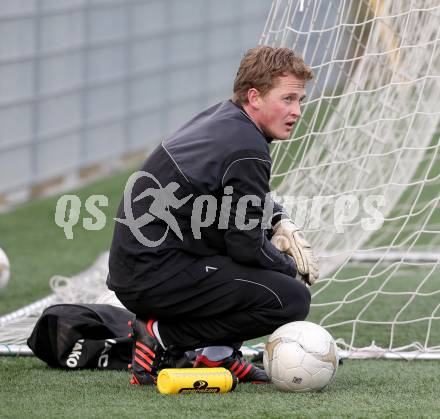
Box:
[108,100,297,294]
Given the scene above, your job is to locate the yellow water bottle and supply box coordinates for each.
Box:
[157,368,238,394]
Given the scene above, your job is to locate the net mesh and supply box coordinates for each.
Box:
[263,0,440,355]
[0,253,111,351]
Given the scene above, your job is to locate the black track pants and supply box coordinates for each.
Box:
[117,254,311,352]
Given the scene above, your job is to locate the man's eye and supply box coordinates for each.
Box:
[284,97,293,103]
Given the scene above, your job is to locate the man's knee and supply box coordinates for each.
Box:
[282,281,311,321]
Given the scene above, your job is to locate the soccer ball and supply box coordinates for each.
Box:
[0,247,11,289]
[263,321,338,392]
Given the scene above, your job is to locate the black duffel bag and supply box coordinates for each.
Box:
[27,304,135,370]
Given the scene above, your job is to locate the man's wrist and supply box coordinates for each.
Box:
[271,212,290,229]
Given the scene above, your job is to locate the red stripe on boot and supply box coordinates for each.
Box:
[135,348,153,365]
[194,355,223,368]
[134,356,152,372]
[136,341,155,358]
[229,360,239,373]
[146,319,155,338]
[130,373,140,385]
[234,362,246,376]
[237,364,252,379]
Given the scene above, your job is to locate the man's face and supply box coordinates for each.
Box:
[252,73,306,140]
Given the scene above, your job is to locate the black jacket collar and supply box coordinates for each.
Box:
[229,99,274,144]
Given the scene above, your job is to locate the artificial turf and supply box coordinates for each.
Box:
[1,357,439,418]
[1,167,439,418]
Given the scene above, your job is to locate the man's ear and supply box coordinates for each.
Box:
[247,88,261,110]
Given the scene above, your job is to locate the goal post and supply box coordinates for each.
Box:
[263,0,440,359]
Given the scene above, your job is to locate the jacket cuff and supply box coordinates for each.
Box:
[271,211,290,229]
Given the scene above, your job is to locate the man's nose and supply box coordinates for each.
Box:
[291,101,301,118]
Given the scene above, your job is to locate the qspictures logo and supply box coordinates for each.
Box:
[114,171,193,247]
[54,170,386,242]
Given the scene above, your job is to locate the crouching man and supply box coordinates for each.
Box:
[107,46,318,385]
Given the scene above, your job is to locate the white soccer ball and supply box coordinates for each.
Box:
[0,247,11,289]
[263,321,339,392]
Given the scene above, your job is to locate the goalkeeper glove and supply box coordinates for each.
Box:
[271,219,319,286]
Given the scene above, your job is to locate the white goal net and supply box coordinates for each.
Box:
[264,0,440,359]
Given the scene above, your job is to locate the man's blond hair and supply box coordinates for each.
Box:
[232,46,313,105]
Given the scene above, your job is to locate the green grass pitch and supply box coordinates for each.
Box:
[1,168,439,418]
